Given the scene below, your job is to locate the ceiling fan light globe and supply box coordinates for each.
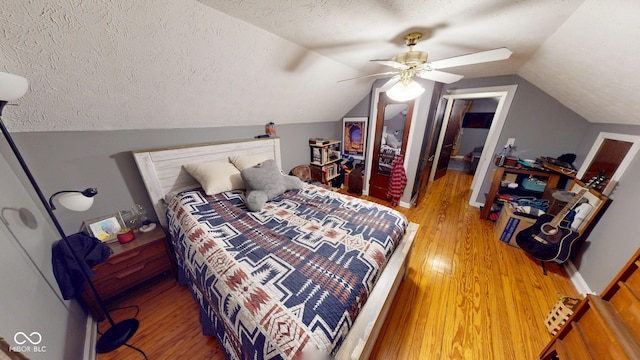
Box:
[387,80,425,102]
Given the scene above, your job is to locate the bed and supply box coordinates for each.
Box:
[133,138,418,359]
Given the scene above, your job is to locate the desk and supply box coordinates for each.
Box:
[480,166,561,220]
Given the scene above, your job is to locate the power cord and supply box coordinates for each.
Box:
[107,305,141,318]
[96,305,148,359]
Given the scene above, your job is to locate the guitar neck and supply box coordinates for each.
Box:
[549,188,588,227]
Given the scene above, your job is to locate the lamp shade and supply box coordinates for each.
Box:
[0,72,29,101]
[57,192,95,212]
[387,80,425,102]
[49,188,98,212]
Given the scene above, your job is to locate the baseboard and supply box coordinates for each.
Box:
[563,260,595,296]
[399,200,411,208]
[84,315,97,360]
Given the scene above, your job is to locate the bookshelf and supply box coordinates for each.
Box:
[309,140,341,185]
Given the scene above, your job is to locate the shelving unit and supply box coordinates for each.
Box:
[309,140,341,185]
[481,166,561,220]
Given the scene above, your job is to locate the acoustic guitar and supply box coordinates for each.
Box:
[515,174,605,263]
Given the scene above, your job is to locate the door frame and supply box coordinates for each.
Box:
[412,95,448,204]
[429,85,518,207]
[363,82,422,202]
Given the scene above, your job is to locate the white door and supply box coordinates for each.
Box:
[0,149,86,360]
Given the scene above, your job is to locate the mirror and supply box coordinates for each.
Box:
[378,103,408,175]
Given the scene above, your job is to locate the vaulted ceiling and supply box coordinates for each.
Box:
[2,0,639,132]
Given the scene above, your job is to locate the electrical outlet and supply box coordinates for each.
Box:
[506,138,516,147]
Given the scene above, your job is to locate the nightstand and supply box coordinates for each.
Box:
[80,226,173,321]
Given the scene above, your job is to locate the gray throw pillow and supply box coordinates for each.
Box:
[241,159,303,211]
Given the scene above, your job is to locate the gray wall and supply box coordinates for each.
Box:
[12,122,340,232]
[470,97,499,112]
[459,128,490,156]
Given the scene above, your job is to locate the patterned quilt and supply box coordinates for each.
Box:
[166,183,408,359]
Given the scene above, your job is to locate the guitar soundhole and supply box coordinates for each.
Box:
[540,223,558,236]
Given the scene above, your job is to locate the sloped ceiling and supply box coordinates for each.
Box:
[2,0,638,132]
[1,1,367,132]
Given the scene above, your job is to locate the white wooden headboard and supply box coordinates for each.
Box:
[132,137,281,227]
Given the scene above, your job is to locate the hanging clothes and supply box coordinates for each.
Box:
[51,232,111,299]
[386,156,407,206]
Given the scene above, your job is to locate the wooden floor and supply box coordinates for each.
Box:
[98,170,579,359]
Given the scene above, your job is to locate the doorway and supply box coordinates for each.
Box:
[428,85,518,207]
[432,99,474,180]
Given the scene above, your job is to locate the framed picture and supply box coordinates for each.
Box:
[342,117,367,160]
[83,213,124,242]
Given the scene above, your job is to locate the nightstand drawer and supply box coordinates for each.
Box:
[91,238,166,282]
[92,253,171,299]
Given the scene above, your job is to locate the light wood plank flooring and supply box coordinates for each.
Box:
[98,170,579,359]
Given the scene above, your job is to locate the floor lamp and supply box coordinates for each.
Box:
[0,72,139,353]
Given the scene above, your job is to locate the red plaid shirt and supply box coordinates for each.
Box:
[386,156,407,206]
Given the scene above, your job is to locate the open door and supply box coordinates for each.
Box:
[413,96,448,204]
[433,99,472,181]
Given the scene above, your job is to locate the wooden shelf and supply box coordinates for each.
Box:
[309,140,341,184]
[481,166,561,220]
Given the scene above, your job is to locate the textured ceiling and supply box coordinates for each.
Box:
[199,0,582,79]
[1,0,639,132]
[1,0,367,132]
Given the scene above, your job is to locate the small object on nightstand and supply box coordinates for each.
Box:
[116,228,135,244]
[139,222,156,232]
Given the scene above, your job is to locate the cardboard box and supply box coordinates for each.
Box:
[495,205,537,248]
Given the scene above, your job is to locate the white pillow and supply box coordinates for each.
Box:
[229,154,271,171]
[183,161,244,195]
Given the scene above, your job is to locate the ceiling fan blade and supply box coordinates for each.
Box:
[337,71,399,83]
[417,70,464,84]
[429,48,512,69]
[370,59,410,70]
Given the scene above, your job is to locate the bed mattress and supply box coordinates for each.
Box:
[166,183,408,359]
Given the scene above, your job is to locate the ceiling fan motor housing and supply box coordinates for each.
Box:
[393,51,428,66]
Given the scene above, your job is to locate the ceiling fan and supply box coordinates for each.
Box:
[341,32,512,100]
